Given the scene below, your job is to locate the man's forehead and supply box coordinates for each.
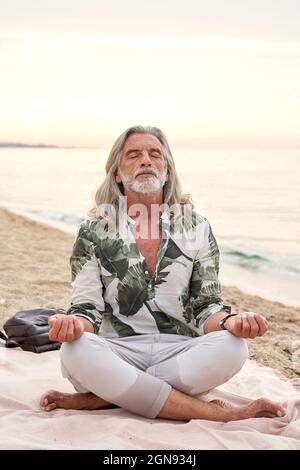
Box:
[123,133,162,150]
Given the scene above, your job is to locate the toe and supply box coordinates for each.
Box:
[45,403,57,412]
[40,394,49,408]
[252,399,285,418]
[265,400,285,416]
[40,389,59,409]
[275,403,285,417]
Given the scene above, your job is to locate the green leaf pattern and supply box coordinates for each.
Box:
[66,214,227,337]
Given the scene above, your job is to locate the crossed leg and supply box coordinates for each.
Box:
[40,332,285,421]
[40,388,284,421]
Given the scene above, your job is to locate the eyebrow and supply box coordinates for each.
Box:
[125,147,162,156]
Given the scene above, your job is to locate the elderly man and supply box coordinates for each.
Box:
[40,126,284,422]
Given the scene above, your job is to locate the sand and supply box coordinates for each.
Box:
[0,207,299,378]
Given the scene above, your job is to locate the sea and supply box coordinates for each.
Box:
[1,147,299,307]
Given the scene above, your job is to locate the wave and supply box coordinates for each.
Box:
[221,245,300,278]
[223,249,267,262]
[29,210,84,227]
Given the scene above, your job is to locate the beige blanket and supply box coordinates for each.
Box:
[1,345,299,450]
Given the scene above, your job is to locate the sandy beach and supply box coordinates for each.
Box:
[1,207,299,379]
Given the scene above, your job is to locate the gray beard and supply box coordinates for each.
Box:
[119,171,167,194]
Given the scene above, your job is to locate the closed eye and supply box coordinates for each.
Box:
[150,150,162,158]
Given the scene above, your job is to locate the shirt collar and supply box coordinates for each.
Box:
[126,210,170,228]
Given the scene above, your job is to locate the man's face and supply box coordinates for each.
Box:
[115,133,168,194]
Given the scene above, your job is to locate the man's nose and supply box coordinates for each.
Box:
[140,151,152,165]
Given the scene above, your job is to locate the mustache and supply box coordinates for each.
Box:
[134,168,158,177]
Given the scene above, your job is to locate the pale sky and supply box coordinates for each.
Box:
[0,0,300,147]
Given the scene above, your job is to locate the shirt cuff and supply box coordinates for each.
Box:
[71,314,99,334]
[196,304,231,335]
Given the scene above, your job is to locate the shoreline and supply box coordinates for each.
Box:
[0,207,299,378]
[4,207,78,235]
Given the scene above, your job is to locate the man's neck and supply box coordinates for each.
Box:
[124,189,164,239]
[125,189,164,218]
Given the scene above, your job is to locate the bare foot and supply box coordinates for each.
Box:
[210,398,285,421]
[40,390,118,412]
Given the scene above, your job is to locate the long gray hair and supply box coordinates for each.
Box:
[88,125,193,221]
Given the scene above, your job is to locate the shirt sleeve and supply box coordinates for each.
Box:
[65,220,105,335]
[189,218,231,334]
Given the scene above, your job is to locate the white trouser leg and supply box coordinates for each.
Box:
[147,331,248,395]
[60,332,172,419]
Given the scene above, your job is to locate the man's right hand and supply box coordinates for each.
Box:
[48,314,85,343]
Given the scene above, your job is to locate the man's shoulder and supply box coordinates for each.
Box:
[171,208,208,238]
[190,210,208,226]
[180,209,208,231]
[75,216,111,238]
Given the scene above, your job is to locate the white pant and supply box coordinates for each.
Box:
[60,330,248,419]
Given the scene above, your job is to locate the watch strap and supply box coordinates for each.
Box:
[219,313,237,330]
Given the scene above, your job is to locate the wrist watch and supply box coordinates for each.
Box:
[219,313,237,330]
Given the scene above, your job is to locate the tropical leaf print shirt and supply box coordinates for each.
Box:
[66,211,230,338]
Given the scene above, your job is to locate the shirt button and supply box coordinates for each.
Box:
[145,270,149,274]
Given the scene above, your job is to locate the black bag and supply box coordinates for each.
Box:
[0,308,64,353]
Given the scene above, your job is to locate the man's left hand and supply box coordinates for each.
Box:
[224,312,269,339]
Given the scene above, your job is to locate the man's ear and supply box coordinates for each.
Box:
[115,171,122,183]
